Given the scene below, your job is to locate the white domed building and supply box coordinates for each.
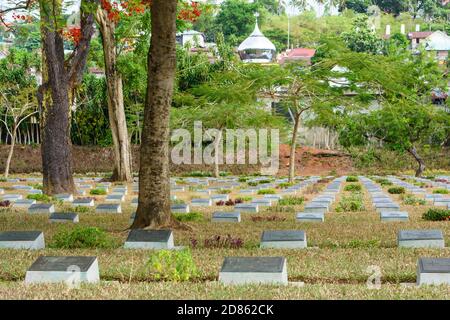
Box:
[238,18,276,64]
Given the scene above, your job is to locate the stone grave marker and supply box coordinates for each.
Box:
[12,199,36,209]
[171,204,190,213]
[219,256,288,285]
[234,203,259,213]
[191,198,212,207]
[49,213,79,223]
[260,230,307,249]
[398,230,444,248]
[105,194,125,203]
[124,229,174,249]
[54,194,74,203]
[296,212,324,222]
[1,194,23,202]
[25,256,99,284]
[95,203,122,214]
[72,198,95,207]
[380,211,409,222]
[28,204,55,214]
[0,231,45,250]
[212,212,241,223]
[417,257,450,286]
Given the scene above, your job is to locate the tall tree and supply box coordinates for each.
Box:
[95,2,134,182]
[131,0,178,229]
[38,0,96,195]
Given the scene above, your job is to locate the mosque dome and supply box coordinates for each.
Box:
[238,20,276,63]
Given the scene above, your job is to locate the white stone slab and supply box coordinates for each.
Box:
[124,229,174,249]
[260,230,307,249]
[398,230,444,248]
[296,212,324,222]
[0,231,45,250]
[417,258,450,286]
[219,257,288,285]
[25,256,99,284]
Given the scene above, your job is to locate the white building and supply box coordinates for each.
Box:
[238,21,276,63]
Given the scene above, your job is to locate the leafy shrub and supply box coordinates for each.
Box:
[346,176,359,182]
[236,196,252,202]
[257,188,276,195]
[147,249,198,281]
[278,196,304,206]
[336,194,365,212]
[219,172,230,177]
[174,212,203,222]
[238,177,250,183]
[433,189,449,194]
[27,194,51,202]
[0,200,11,207]
[90,188,107,195]
[422,209,450,221]
[257,179,272,184]
[402,194,426,206]
[50,226,117,249]
[171,199,185,205]
[0,178,6,182]
[250,215,286,222]
[191,235,244,249]
[217,189,231,194]
[344,184,362,192]
[388,187,405,194]
[247,181,258,187]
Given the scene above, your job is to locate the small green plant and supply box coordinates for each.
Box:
[278,196,304,206]
[278,182,294,189]
[402,194,426,206]
[26,194,52,202]
[257,179,272,184]
[147,249,198,281]
[375,178,393,186]
[171,199,185,205]
[237,196,252,202]
[28,183,43,190]
[422,209,450,221]
[0,178,6,182]
[173,212,203,222]
[50,226,117,249]
[433,189,449,194]
[346,239,380,249]
[238,177,250,183]
[344,184,362,192]
[336,194,365,212]
[247,181,258,187]
[72,206,90,213]
[257,188,276,195]
[90,188,107,195]
[388,187,405,194]
[346,176,358,182]
[217,189,231,194]
[219,171,230,177]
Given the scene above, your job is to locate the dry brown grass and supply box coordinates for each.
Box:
[0,177,449,299]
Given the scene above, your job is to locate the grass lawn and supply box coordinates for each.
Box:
[0,176,449,299]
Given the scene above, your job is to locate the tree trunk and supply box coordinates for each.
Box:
[213,130,223,178]
[4,129,16,178]
[96,8,132,182]
[131,0,178,229]
[408,146,425,177]
[289,113,301,183]
[38,0,95,195]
